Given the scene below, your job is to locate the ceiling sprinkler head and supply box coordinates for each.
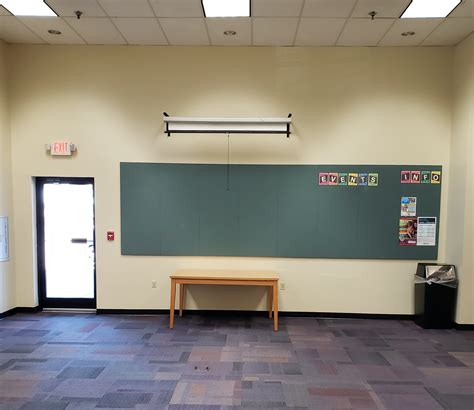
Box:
[368,11,377,20]
[74,10,83,19]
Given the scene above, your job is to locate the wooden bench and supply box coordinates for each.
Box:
[169,270,279,331]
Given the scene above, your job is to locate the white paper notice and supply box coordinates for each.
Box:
[0,217,8,261]
[417,217,437,246]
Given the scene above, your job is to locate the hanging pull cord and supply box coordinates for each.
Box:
[227,133,230,191]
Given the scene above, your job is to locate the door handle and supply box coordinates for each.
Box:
[71,238,88,244]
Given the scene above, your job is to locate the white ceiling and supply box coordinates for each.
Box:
[0,0,472,46]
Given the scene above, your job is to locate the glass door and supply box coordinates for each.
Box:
[36,177,96,309]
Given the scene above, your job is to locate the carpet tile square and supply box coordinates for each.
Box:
[56,366,105,379]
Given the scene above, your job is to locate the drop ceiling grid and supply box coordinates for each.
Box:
[334,0,359,46]
[55,0,127,45]
[290,0,307,46]
[18,16,85,44]
[202,12,213,46]
[378,18,445,46]
[146,0,171,46]
[0,0,471,46]
[0,15,45,43]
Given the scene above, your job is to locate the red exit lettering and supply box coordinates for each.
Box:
[51,141,71,156]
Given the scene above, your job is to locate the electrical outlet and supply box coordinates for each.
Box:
[151,280,157,289]
[280,282,285,290]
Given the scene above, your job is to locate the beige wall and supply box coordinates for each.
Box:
[447,33,474,324]
[8,45,455,314]
[0,40,15,314]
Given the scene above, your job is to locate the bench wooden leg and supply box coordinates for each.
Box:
[268,286,273,319]
[273,282,279,331]
[179,284,185,317]
[170,279,176,329]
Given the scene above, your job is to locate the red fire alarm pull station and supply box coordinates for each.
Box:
[107,231,114,241]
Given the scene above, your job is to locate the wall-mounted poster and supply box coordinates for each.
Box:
[317,171,379,188]
[401,171,410,183]
[358,173,368,186]
[328,173,338,185]
[401,197,417,217]
[417,217,437,246]
[399,218,417,246]
[348,173,358,186]
[368,173,378,186]
[431,171,441,184]
[319,173,328,185]
[0,217,9,262]
[339,173,348,185]
[410,171,421,183]
[421,171,431,183]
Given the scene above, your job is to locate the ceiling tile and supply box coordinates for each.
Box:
[0,16,44,43]
[206,17,251,45]
[252,0,304,17]
[302,0,357,17]
[337,18,395,46]
[294,17,346,46]
[449,0,474,17]
[150,0,203,17]
[158,18,209,45]
[46,0,106,17]
[64,17,126,44]
[98,0,154,17]
[19,17,86,44]
[351,0,411,18]
[379,18,443,46]
[253,17,298,45]
[422,17,473,45]
[113,18,167,44]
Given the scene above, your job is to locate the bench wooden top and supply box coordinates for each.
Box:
[171,270,279,281]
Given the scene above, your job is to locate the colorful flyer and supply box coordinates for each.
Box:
[410,171,421,184]
[400,196,417,217]
[421,171,431,184]
[339,173,348,186]
[319,173,328,185]
[401,171,410,183]
[368,173,378,187]
[328,173,339,185]
[348,173,358,186]
[417,217,437,246]
[431,171,441,184]
[358,173,368,186]
[399,218,417,246]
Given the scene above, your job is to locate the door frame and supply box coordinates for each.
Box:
[36,177,97,309]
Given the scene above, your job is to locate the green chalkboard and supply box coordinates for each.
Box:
[120,163,442,259]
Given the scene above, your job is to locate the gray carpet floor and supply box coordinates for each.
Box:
[0,312,473,409]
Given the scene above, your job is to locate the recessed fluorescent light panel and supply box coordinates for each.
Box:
[202,0,250,17]
[401,0,461,18]
[1,0,57,16]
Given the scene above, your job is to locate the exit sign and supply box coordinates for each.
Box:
[51,141,71,156]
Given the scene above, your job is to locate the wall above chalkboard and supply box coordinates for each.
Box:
[120,163,442,260]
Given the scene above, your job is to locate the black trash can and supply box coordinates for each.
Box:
[414,263,457,329]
